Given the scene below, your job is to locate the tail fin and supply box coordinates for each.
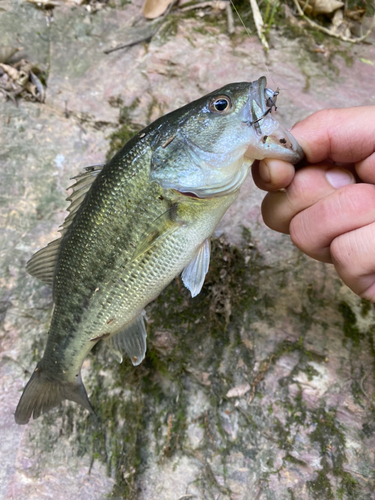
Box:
[15,365,94,425]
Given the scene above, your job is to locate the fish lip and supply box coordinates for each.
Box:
[173,189,201,199]
[243,76,304,164]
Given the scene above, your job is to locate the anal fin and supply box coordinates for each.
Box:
[181,238,211,298]
[105,312,147,366]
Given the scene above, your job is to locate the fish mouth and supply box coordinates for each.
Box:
[244,76,304,164]
[174,189,201,199]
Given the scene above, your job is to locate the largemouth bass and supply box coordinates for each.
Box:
[15,76,303,424]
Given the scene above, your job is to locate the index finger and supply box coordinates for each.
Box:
[291,106,375,164]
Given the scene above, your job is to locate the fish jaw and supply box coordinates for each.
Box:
[244,121,304,164]
[242,76,304,164]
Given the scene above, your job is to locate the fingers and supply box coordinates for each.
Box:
[261,165,355,234]
[290,184,375,263]
[291,107,375,165]
[355,151,375,184]
[252,159,295,192]
[330,224,375,300]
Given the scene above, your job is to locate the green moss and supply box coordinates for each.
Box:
[284,453,307,467]
[28,224,369,498]
[105,99,143,161]
[305,405,359,499]
[360,298,372,318]
[339,301,364,347]
[287,487,297,500]
[307,468,334,500]
[56,232,263,498]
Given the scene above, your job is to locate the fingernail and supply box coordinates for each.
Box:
[326,168,355,189]
[259,160,271,183]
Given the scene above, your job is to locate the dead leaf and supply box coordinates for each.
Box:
[345,8,366,21]
[142,0,173,19]
[226,383,251,398]
[360,57,374,65]
[0,46,22,64]
[30,71,45,102]
[25,0,61,8]
[298,0,344,16]
[24,81,37,97]
[0,63,20,81]
[180,1,227,12]
[313,0,344,15]
[330,8,351,36]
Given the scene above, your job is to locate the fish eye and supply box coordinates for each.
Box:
[209,95,232,114]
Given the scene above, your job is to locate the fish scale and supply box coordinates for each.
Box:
[15,77,304,424]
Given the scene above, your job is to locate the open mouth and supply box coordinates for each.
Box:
[174,190,201,199]
[243,76,272,132]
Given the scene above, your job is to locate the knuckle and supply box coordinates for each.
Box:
[330,235,352,272]
[289,213,309,251]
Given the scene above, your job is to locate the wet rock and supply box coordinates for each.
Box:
[1,2,375,499]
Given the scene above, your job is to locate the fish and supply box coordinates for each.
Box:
[14,76,303,424]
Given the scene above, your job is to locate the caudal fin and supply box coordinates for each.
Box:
[15,365,94,425]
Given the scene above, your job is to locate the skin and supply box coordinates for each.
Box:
[251,106,375,301]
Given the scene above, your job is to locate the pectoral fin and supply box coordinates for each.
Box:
[181,238,211,298]
[106,313,147,366]
[132,205,182,261]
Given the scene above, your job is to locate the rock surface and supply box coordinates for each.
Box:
[1,1,375,499]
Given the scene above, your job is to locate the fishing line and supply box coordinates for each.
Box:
[228,0,278,90]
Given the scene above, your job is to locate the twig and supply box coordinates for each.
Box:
[180,1,225,11]
[162,414,174,455]
[226,1,235,34]
[293,0,375,43]
[248,0,269,50]
[104,32,157,54]
[105,0,177,54]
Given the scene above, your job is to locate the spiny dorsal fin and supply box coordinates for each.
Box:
[26,165,103,287]
[61,164,103,237]
[105,312,147,366]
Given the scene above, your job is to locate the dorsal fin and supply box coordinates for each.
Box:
[26,165,103,287]
[61,165,102,237]
[26,238,61,287]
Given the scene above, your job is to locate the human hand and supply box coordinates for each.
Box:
[252,107,375,301]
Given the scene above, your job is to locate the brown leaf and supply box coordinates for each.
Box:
[226,383,251,398]
[297,0,344,16]
[0,46,21,64]
[142,0,173,19]
[0,63,20,82]
[25,0,61,8]
[313,0,344,15]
